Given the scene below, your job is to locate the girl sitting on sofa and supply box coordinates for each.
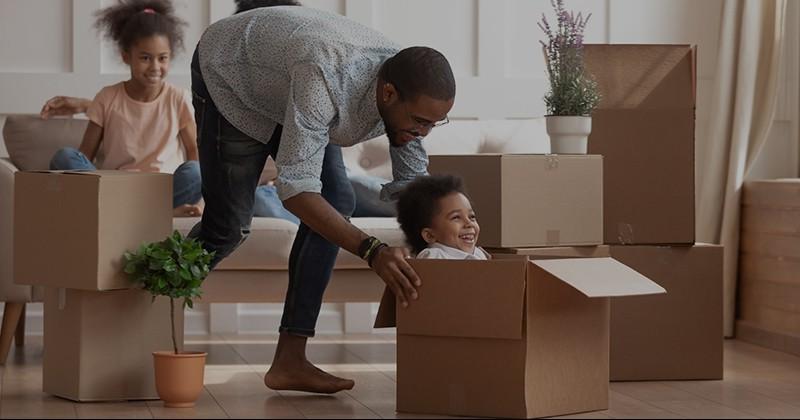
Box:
[48,0,204,217]
[397,175,490,260]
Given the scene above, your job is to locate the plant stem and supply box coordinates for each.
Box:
[170,298,178,354]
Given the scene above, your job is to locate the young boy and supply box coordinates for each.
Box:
[397,175,490,260]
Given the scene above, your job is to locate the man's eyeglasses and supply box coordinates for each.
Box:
[401,101,450,131]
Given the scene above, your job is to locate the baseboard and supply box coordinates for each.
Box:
[736,320,800,357]
[4,302,388,336]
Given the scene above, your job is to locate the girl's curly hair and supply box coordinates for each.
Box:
[95,0,187,54]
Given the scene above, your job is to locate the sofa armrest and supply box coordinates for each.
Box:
[0,158,35,302]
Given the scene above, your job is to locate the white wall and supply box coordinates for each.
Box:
[1,0,798,335]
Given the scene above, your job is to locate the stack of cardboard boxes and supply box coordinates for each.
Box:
[377,45,723,418]
[14,171,180,401]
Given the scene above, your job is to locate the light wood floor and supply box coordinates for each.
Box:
[2,335,800,419]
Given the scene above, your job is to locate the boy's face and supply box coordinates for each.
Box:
[122,35,171,88]
[422,192,480,254]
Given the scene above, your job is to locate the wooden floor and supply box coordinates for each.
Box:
[2,335,800,419]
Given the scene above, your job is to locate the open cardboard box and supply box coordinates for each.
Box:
[375,254,665,418]
[14,170,172,291]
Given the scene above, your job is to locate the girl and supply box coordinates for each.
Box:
[49,0,202,217]
[396,175,490,260]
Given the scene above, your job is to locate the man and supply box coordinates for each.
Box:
[191,6,455,394]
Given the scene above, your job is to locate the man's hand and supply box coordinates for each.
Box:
[283,192,422,307]
[370,246,421,308]
[40,96,91,119]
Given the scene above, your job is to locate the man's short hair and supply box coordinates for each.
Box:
[234,0,301,14]
[379,47,456,101]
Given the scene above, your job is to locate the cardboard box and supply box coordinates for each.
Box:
[584,44,696,245]
[43,287,184,401]
[375,256,664,418]
[428,154,603,248]
[608,244,723,381]
[738,180,800,354]
[14,171,172,291]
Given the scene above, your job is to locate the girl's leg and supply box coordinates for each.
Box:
[49,147,96,171]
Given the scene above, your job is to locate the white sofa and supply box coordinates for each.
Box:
[0,114,549,361]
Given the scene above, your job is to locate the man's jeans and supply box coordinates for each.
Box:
[50,147,202,208]
[189,48,355,337]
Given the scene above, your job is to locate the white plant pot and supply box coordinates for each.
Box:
[546,116,592,154]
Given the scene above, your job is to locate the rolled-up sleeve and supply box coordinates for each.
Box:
[380,138,429,201]
[274,65,337,201]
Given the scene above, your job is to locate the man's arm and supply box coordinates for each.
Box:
[283,192,420,306]
[277,64,421,307]
[380,138,429,201]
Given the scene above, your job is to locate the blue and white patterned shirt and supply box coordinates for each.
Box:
[198,6,428,201]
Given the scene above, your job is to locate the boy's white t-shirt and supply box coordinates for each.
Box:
[86,82,193,174]
[416,242,491,260]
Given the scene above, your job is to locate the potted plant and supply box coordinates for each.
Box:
[124,231,214,408]
[539,0,600,154]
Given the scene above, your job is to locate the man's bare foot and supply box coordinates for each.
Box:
[263,332,355,394]
[173,204,203,217]
[264,359,354,394]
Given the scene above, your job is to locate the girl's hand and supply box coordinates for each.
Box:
[40,96,91,119]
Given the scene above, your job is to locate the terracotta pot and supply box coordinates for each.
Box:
[152,351,207,408]
[546,116,592,154]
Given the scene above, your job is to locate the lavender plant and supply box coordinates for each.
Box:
[539,0,600,116]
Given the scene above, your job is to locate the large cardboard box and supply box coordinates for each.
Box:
[738,180,800,355]
[500,245,724,381]
[375,256,664,418]
[608,244,723,381]
[43,287,183,401]
[584,44,696,245]
[428,154,603,248]
[14,171,172,291]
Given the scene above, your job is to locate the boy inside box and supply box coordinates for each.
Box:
[397,175,490,260]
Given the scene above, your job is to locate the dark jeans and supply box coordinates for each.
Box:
[189,48,355,337]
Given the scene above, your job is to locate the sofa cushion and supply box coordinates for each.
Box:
[172,216,406,270]
[3,115,87,170]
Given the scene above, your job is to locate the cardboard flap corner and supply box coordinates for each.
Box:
[531,258,666,298]
[373,287,396,328]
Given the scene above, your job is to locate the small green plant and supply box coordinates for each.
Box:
[124,231,214,354]
[539,0,600,116]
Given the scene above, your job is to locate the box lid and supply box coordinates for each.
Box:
[531,258,666,298]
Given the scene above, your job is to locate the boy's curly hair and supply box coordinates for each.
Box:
[95,0,187,54]
[396,175,466,254]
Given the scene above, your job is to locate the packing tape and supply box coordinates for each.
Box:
[57,288,66,310]
[546,155,560,170]
[546,229,561,245]
[617,223,635,244]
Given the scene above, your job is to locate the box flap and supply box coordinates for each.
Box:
[531,258,665,298]
[373,287,396,328]
[584,44,695,110]
[378,260,528,340]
